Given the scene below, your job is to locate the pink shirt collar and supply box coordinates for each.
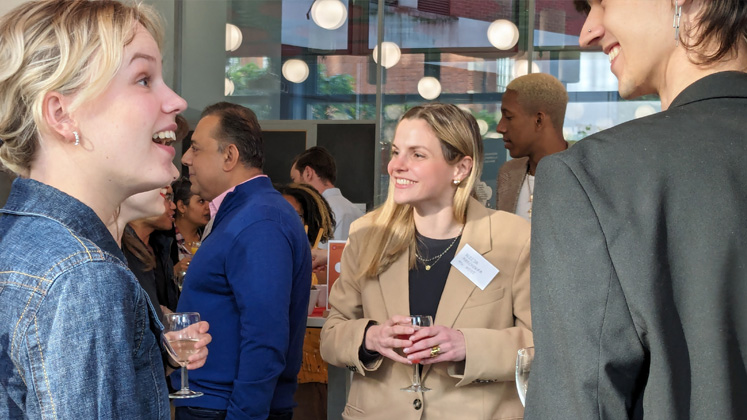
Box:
[208,174,268,219]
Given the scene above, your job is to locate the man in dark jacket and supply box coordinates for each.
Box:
[526,1,747,419]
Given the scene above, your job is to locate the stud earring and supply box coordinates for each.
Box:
[73,131,80,146]
[587,29,591,33]
[453,179,461,186]
[673,4,682,46]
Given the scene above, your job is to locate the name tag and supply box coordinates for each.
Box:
[451,244,499,290]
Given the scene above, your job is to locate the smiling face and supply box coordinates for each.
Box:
[387,118,464,213]
[71,23,186,196]
[496,89,537,159]
[178,193,211,227]
[579,0,674,99]
[181,114,229,202]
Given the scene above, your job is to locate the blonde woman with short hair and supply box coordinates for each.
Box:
[0,1,209,418]
[321,103,533,419]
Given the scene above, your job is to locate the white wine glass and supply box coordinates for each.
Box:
[515,346,534,406]
[400,315,433,393]
[163,312,203,399]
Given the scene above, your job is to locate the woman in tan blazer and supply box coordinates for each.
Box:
[320,103,532,419]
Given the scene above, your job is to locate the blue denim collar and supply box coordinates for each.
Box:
[2,177,125,261]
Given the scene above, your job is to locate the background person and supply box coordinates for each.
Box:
[290,146,363,241]
[0,1,207,418]
[122,185,180,322]
[174,102,311,420]
[320,103,532,419]
[171,175,210,281]
[495,73,570,221]
[526,0,747,418]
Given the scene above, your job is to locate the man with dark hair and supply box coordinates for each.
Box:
[495,73,569,221]
[174,102,312,420]
[290,146,363,240]
[527,1,747,419]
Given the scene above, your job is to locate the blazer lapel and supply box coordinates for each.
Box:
[378,249,411,319]
[423,199,493,378]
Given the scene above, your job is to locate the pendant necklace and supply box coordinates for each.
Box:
[415,227,463,271]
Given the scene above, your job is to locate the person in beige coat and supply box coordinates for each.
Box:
[320,103,532,419]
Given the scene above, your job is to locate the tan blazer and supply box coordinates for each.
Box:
[321,198,532,420]
[496,157,529,214]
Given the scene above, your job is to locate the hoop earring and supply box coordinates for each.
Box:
[673,4,681,46]
[73,131,80,146]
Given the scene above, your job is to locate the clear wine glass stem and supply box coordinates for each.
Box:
[412,363,421,387]
[181,365,189,392]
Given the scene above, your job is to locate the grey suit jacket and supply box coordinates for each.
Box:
[526,71,747,419]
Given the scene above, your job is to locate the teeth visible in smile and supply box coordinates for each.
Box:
[608,45,621,63]
[152,130,176,146]
[396,178,414,185]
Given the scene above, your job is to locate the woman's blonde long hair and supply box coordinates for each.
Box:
[0,0,163,176]
[360,103,484,278]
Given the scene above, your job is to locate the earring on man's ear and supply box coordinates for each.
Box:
[73,131,80,146]
[673,3,682,46]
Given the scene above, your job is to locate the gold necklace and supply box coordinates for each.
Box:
[415,228,463,271]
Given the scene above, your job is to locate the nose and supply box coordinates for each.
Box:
[182,148,193,166]
[579,10,603,47]
[496,116,507,134]
[163,85,188,115]
[388,152,406,174]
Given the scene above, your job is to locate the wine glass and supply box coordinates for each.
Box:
[190,241,202,255]
[400,315,433,392]
[515,346,534,406]
[163,312,204,399]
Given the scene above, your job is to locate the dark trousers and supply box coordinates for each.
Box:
[175,406,293,420]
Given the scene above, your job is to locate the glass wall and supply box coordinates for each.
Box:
[167,0,660,208]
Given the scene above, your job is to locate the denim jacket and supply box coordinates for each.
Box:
[0,178,169,419]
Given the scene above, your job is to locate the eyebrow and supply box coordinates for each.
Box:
[129,52,159,65]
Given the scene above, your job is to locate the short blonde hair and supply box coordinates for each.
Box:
[361,103,484,277]
[0,0,164,176]
[506,73,568,130]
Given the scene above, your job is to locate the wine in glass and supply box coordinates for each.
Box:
[163,312,203,399]
[400,315,433,392]
[190,241,202,255]
[515,346,534,406]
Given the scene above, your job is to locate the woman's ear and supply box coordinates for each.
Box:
[453,155,474,183]
[42,91,76,143]
[176,199,188,214]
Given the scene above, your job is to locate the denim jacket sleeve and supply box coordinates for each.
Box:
[21,261,168,419]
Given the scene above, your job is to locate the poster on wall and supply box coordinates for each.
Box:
[477,138,506,209]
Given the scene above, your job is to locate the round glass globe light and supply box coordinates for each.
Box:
[487,19,519,50]
[311,0,348,31]
[417,77,442,100]
[372,42,401,69]
[282,59,310,84]
[226,23,243,52]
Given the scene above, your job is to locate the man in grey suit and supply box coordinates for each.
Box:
[526,1,747,419]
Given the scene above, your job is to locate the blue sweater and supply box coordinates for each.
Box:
[172,176,312,419]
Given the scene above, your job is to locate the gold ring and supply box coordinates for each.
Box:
[430,346,441,357]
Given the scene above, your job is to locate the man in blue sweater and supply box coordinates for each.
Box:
[173,102,312,420]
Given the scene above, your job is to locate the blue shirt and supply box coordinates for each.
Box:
[173,176,312,419]
[0,178,169,419]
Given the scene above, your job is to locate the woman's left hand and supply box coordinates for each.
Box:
[403,325,466,364]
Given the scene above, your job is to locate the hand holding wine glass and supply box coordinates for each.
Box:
[362,315,416,364]
[515,346,534,406]
[163,312,206,398]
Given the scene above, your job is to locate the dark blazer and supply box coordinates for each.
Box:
[526,71,747,419]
